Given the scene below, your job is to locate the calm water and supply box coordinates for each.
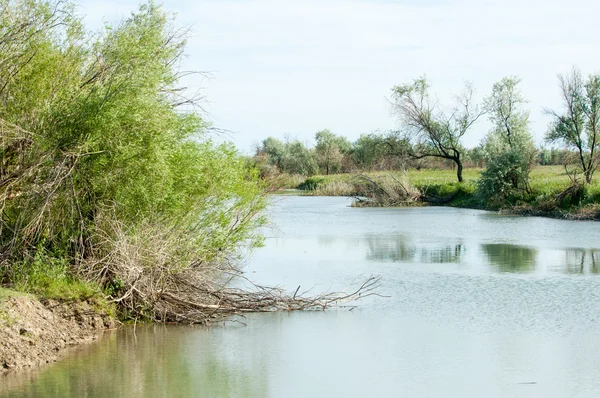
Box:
[3,196,600,397]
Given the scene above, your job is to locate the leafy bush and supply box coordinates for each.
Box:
[0,1,267,321]
[8,250,99,302]
[477,149,531,206]
[298,176,326,191]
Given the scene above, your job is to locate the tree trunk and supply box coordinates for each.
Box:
[585,168,592,184]
[456,160,463,183]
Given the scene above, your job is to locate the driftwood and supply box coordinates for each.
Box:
[152,274,383,324]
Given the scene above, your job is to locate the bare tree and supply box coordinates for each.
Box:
[545,67,600,184]
[390,77,484,182]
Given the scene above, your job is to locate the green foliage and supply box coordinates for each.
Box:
[538,147,575,165]
[353,133,388,169]
[477,149,532,206]
[282,141,318,176]
[0,0,267,316]
[484,77,530,145]
[478,77,536,204]
[9,250,100,301]
[259,137,287,172]
[391,77,484,182]
[297,176,326,191]
[314,129,350,175]
[254,137,318,176]
[352,131,411,170]
[546,68,600,183]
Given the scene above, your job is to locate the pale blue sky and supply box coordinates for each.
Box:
[79,0,600,153]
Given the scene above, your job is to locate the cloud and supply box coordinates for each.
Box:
[78,0,600,152]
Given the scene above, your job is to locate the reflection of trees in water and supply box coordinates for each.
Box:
[365,235,464,264]
[423,244,465,264]
[564,249,600,274]
[318,235,337,247]
[365,235,416,262]
[1,326,269,397]
[481,244,537,273]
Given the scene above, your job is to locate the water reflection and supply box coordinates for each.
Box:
[365,234,464,264]
[1,326,268,398]
[365,234,416,262]
[562,249,600,274]
[424,244,465,264]
[346,233,600,276]
[4,199,600,397]
[480,244,537,273]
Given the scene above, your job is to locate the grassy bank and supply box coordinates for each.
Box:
[280,166,600,220]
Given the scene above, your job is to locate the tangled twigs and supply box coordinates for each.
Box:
[353,173,421,206]
[81,218,383,324]
[150,274,383,324]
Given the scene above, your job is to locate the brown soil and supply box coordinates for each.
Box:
[0,293,115,373]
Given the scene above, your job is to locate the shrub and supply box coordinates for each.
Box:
[298,176,326,191]
[477,149,531,206]
[0,1,267,321]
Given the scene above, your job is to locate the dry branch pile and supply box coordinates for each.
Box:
[154,273,382,324]
[76,218,381,324]
[353,173,421,207]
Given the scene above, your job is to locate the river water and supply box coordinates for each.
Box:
[3,196,600,397]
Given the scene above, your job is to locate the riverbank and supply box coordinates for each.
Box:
[274,166,600,221]
[0,288,115,373]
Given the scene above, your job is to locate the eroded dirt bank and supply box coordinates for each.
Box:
[0,292,114,373]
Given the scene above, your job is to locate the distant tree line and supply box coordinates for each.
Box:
[254,69,600,202]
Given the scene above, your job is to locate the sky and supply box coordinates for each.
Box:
[79,0,600,154]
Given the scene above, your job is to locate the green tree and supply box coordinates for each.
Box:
[390,77,485,182]
[256,136,286,172]
[0,0,267,320]
[352,133,389,169]
[314,129,350,175]
[546,67,600,184]
[478,76,537,201]
[283,140,318,175]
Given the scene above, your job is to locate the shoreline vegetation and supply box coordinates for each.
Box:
[0,0,379,372]
[2,0,599,377]
[253,74,600,222]
[269,166,600,221]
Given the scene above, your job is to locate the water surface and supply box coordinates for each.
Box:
[3,196,600,397]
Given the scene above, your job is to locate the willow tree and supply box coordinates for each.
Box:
[545,68,600,184]
[0,0,268,321]
[478,77,537,201]
[390,77,484,182]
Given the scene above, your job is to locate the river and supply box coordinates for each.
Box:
[3,196,600,397]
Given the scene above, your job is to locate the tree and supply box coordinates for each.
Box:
[314,129,349,175]
[0,0,268,321]
[484,76,532,150]
[390,77,484,182]
[478,76,537,200]
[257,137,286,172]
[546,67,600,184]
[352,132,392,170]
[283,140,318,175]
